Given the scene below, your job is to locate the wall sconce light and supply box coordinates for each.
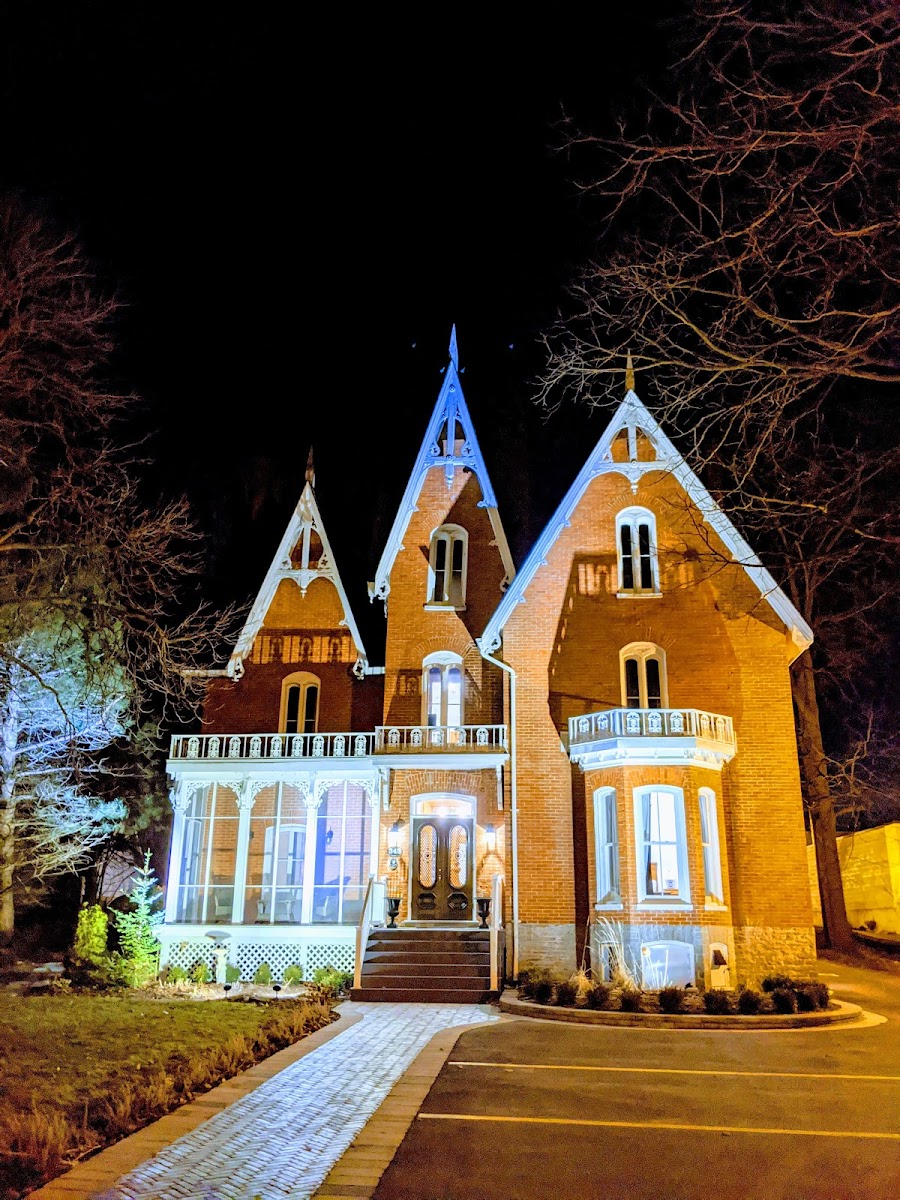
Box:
[388,820,403,868]
[485,823,497,853]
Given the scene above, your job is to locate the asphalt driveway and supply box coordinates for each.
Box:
[374,960,900,1200]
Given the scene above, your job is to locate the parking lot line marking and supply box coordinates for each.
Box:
[451,1061,900,1083]
[418,1113,900,1140]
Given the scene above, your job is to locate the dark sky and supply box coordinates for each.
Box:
[1,6,675,660]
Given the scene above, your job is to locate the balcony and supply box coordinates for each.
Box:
[374,724,507,753]
[170,732,375,761]
[568,707,736,771]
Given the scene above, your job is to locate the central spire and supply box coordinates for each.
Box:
[448,323,459,371]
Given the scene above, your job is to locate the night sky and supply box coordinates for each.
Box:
[2,6,676,661]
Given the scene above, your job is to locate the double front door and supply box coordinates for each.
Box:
[411,817,474,921]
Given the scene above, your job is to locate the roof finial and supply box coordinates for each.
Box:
[305,446,315,489]
[625,350,635,393]
[448,324,459,371]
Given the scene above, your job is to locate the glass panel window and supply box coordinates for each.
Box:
[624,659,641,708]
[446,667,463,726]
[427,666,443,727]
[246,785,307,924]
[594,789,620,904]
[285,687,301,735]
[422,655,465,728]
[620,644,667,708]
[616,509,659,594]
[449,824,468,888]
[636,788,689,903]
[313,783,372,925]
[645,659,662,709]
[281,673,319,735]
[429,526,467,605]
[176,784,239,923]
[699,789,724,905]
[303,685,318,733]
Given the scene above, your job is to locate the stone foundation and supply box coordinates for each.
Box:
[734,925,817,986]
[588,922,740,989]
[516,923,576,975]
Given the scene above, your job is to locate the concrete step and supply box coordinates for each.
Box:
[361,960,491,978]
[366,938,489,955]
[363,950,491,967]
[350,986,495,1003]
[360,973,490,990]
[368,928,488,942]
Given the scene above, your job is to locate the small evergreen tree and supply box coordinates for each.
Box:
[113,851,163,987]
[73,903,108,965]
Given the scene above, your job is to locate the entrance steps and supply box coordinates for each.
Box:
[350,927,494,1003]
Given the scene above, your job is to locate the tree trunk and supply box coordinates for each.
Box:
[792,649,854,952]
[0,694,18,945]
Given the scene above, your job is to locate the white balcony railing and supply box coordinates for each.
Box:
[373,724,508,752]
[569,707,735,748]
[170,731,375,761]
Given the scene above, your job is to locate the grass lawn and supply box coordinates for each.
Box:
[0,990,334,1199]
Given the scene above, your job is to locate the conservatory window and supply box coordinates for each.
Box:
[593,788,620,905]
[699,787,725,906]
[620,643,667,708]
[634,787,690,903]
[428,525,467,606]
[280,672,320,735]
[616,508,659,594]
[246,784,309,924]
[312,781,373,925]
[423,652,464,728]
[175,783,239,923]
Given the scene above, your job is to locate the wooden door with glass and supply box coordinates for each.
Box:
[411,817,474,920]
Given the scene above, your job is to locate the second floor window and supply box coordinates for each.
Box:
[423,653,463,727]
[594,788,620,905]
[429,525,467,606]
[621,643,667,709]
[616,508,659,594]
[281,672,320,734]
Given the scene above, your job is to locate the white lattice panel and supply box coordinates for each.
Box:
[306,942,354,974]
[164,940,214,973]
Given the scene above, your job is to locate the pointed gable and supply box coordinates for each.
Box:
[480,386,813,657]
[368,326,514,603]
[227,480,367,678]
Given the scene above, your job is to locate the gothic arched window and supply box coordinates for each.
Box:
[428,525,468,607]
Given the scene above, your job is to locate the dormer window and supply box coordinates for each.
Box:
[280,672,320,734]
[616,508,659,595]
[620,643,667,709]
[428,525,467,608]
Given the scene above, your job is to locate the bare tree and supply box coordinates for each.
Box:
[543,2,900,950]
[0,194,235,942]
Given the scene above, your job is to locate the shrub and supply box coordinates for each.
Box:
[517,968,552,1000]
[737,987,765,1015]
[73,904,108,964]
[619,988,643,1013]
[794,981,830,1012]
[311,967,352,995]
[225,963,241,984]
[770,987,798,1015]
[166,965,189,984]
[658,986,686,1014]
[532,979,554,1005]
[703,989,732,1015]
[191,961,210,985]
[283,964,303,985]
[555,981,578,1007]
[253,962,273,986]
[586,982,612,1010]
[761,974,794,993]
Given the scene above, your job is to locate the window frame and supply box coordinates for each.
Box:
[593,787,621,907]
[633,785,691,906]
[619,643,668,709]
[422,651,464,728]
[699,787,725,907]
[279,671,320,735]
[616,507,660,596]
[427,524,468,608]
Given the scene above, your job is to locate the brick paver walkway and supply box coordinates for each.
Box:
[101,1003,496,1200]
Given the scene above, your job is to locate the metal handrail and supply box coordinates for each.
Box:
[568,707,735,747]
[354,875,387,991]
[489,873,503,991]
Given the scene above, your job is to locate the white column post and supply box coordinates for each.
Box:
[300,776,319,924]
[165,782,188,924]
[233,779,261,924]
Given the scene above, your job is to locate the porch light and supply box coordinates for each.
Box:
[388,820,403,864]
[485,823,497,852]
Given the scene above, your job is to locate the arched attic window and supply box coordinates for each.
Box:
[427,525,468,607]
[616,507,660,595]
[422,651,464,728]
[620,643,667,709]
[280,671,320,734]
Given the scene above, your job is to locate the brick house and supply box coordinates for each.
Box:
[161,329,816,995]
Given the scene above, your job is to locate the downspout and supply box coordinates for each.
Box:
[478,644,519,979]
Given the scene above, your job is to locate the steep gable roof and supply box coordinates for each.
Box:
[368,326,515,604]
[480,386,813,659]
[227,478,368,678]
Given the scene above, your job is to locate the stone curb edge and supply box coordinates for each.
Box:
[29,1007,363,1199]
[311,1011,499,1200]
[498,990,864,1030]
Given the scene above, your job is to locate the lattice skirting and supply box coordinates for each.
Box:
[160,936,355,981]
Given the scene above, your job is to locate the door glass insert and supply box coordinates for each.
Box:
[419,823,437,887]
[449,824,468,888]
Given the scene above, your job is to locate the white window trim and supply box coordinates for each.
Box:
[426,524,468,609]
[593,787,621,908]
[422,651,464,727]
[699,787,726,908]
[279,671,320,735]
[619,642,668,708]
[616,507,660,596]
[633,785,691,906]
